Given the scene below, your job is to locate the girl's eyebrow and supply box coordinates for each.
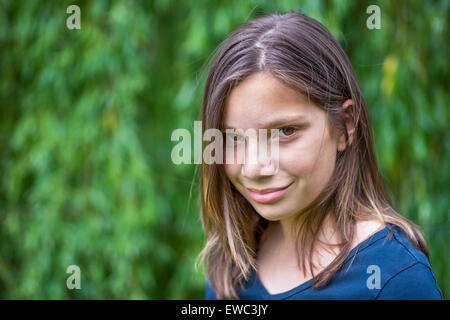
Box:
[223,114,308,129]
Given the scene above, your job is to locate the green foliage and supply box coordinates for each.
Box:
[0,0,448,299]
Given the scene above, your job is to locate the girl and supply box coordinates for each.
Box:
[196,11,442,300]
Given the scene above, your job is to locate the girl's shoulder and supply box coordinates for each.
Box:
[345,223,443,299]
[353,223,430,271]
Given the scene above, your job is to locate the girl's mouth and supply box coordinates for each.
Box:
[247,182,293,203]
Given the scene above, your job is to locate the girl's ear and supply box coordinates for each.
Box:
[337,99,355,152]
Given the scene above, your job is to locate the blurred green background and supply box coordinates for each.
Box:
[0,0,448,299]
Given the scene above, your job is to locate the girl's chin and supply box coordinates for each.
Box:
[252,206,291,221]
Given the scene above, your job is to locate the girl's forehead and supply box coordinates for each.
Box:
[223,73,320,129]
[227,72,307,104]
[226,72,313,106]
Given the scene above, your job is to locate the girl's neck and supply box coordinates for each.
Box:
[262,213,340,254]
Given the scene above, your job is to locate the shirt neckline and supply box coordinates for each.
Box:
[252,223,393,299]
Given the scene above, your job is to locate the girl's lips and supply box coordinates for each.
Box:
[247,183,293,203]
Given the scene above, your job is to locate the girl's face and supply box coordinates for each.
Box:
[223,71,346,222]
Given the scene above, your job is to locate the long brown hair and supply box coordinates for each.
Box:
[195,11,429,300]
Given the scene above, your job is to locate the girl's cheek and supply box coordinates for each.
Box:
[283,158,314,176]
[224,144,246,167]
[281,144,317,175]
[223,163,238,180]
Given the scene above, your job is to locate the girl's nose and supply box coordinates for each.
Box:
[241,137,277,178]
[242,161,275,179]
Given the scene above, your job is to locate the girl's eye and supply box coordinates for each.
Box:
[279,126,297,137]
[225,133,245,145]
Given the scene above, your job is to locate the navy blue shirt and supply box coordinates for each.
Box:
[205,224,442,300]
